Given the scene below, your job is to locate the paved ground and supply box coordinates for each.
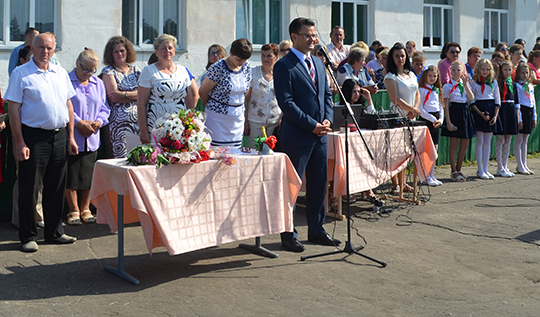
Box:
[1,157,540,316]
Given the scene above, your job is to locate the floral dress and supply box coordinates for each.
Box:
[100,65,141,158]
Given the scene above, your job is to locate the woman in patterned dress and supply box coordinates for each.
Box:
[101,36,141,158]
[243,43,281,149]
[137,34,199,144]
[199,38,253,147]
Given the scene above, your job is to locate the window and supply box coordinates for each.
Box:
[236,0,282,45]
[122,0,181,47]
[484,0,508,49]
[423,0,453,48]
[331,1,369,45]
[0,0,56,44]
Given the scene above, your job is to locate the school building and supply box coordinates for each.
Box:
[0,0,539,92]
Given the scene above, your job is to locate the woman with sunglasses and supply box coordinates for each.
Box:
[494,42,510,61]
[311,45,339,94]
[200,44,227,85]
[438,42,465,84]
[66,48,110,225]
[279,40,292,58]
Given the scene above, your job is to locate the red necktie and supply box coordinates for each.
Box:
[305,57,316,85]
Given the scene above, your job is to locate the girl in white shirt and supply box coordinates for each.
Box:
[441,62,475,182]
[513,63,537,174]
[418,65,444,186]
[494,61,519,177]
[470,59,501,180]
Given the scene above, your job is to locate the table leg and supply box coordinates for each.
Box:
[326,181,345,220]
[104,194,140,285]
[239,237,279,258]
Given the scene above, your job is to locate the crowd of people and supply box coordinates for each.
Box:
[1,22,539,253]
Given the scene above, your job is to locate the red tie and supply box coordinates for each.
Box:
[305,57,316,85]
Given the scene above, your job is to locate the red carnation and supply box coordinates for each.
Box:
[173,140,182,150]
[199,151,209,161]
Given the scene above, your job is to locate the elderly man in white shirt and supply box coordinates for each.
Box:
[326,26,350,72]
[5,33,79,252]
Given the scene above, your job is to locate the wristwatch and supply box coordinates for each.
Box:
[124,91,128,98]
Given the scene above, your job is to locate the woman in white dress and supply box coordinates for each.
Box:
[384,42,421,194]
[137,34,199,144]
[243,43,281,149]
[199,38,253,147]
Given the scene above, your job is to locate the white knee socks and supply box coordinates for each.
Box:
[476,132,493,173]
[514,133,530,171]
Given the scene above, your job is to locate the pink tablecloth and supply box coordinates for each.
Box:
[328,126,438,196]
[90,153,301,255]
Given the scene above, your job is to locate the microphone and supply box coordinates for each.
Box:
[314,43,332,68]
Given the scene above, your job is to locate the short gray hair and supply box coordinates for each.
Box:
[347,47,367,65]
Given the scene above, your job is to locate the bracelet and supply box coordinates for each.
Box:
[124,91,128,98]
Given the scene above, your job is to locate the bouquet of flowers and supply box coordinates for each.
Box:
[152,109,212,155]
[126,110,238,168]
[126,144,171,168]
[253,126,277,155]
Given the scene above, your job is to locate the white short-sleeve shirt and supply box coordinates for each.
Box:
[5,59,76,130]
[384,71,418,117]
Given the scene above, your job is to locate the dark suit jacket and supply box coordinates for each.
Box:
[274,52,333,148]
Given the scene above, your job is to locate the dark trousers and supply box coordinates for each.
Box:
[18,125,67,243]
[281,141,328,241]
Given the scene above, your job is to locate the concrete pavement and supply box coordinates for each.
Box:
[1,157,540,316]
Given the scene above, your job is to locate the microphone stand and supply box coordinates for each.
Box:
[300,58,386,267]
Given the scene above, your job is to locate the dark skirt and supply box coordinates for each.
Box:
[472,99,502,133]
[441,102,476,139]
[418,111,441,145]
[519,106,535,134]
[67,151,97,190]
[495,101,519,135]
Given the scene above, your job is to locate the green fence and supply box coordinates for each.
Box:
[368,90,540,165]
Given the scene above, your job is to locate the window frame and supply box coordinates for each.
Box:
[236,0,284,46]
[423,1,454,49]
[331,0,370,46]
[483,5,509,49]
[0,0,59,46]
[123,0,183,49]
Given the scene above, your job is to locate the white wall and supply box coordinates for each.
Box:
[1,0,539,93]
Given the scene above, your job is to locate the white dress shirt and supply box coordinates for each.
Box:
[5,59,76,130]
[419,83,444,123]
[442,78,470,103]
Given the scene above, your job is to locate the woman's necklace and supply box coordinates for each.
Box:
[261,67,273,81]
[158,62,176,77]
[114,64,129,74]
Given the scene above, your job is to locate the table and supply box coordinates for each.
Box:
[90,153,301,283]
[327,126,437,215]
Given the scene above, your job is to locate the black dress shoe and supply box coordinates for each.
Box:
[281,238,306,252]
[308,233,342,246]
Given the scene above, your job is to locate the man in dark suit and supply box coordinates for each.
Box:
[274,17,341,252]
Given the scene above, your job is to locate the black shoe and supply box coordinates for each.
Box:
[281,238,305,252]
[308,233,342,246]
